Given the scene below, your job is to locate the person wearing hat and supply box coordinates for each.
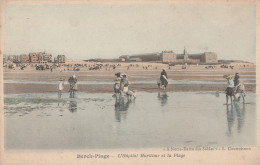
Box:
[114,72,122,85]
[223,74,235,104]
[121,73,129,93]
[58,77,65,98]
[234,73,246,102]
[68,75,78,98]
[234,73,240,87]
[114,72,122,94]
[115,72,121,78]
[160,68,168,90]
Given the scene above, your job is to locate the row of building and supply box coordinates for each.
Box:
[3,52,66,64]
[119,48,218,64]
[4,48,218,64]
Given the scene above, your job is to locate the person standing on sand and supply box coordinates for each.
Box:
[160,68,168,90]
[223,74,235,104]
[58,77,65,98]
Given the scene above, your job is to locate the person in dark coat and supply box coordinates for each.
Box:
[114,72,121,94]
[68,75,78,98]
[234,73,239,86]
[160,68,168,90]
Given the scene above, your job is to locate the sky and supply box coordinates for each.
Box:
[3,3,256,62]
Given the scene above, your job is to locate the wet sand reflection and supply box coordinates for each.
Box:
[157,92,168,106]
[114,95,134,122]
[69,100,77,113]
[4,92,256,149]
[226,102,245,136]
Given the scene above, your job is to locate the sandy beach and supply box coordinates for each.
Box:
[3,62,256,94]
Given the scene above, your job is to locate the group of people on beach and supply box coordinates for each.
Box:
[113,68,169,100]
[114,72,129,94]
[158,69,246,104]
[58,74,78,98]
[224,73,246,104]
[113,72,136,99]
[58,68,245,104]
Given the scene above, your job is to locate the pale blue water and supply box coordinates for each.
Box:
[4,92,257,149]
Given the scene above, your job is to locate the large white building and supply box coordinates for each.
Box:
[162,48,218,64]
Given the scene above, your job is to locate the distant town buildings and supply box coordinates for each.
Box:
[6,55,20,63]
[20,54,30,63]
[56,55,66,63]
[39,53,52,63]
[4,52,65,64]
[162,51,176,63]
[161,48,218,64]
[29,53,39,63]
[119,53,161,62]
[3,47,218,65]
[121,48,218,64]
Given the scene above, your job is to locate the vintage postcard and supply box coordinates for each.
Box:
[0,0,259,164]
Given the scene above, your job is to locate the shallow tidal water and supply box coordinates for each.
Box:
[4,79,256,85]
[4,92,257,149]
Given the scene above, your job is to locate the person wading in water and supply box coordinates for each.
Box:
[234,73,246,103]
[223,74,235,105]
[68,75,78,98]
[121,73,129,94]
[58,77,65,98]
[160,68,168,90]
[114,72,122,96]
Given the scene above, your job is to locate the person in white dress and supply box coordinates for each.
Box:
[58,77,65,98]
